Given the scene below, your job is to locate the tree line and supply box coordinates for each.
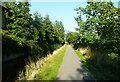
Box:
[66,1,120,79]
[2,1,65,59]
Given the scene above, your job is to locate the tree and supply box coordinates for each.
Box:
[3,1,32,38]
[66,32,78,44]
[2,0,65,57]
[75,2,120,54]
[54,20,65,44]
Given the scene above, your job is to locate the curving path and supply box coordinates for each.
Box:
[56,45,95,81]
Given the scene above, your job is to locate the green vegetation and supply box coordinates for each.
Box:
[34,45,67,80]
[75,50,86,62]
[75,49,120,80]
[66,1,120,80]
[2,1,65,59]
[17,45,66,80]
[2,0,120,80]
[2,1,65,81]
[65,32,78,46]
[74,49,99,79]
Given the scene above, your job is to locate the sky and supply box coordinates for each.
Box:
[29,1,119,33]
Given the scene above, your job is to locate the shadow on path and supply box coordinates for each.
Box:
[55,45,96,81]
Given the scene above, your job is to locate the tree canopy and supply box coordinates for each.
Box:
[74,2,120,54]
[2,1,65,58]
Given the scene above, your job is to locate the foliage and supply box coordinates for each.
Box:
[2,1,65,59]
[66,1,120,79]
[66,32,78,44]
[54,20,65,44]
[1,29,25,55]
[74,2,120,54]
[2,1,65,81]
[75,49,120,80]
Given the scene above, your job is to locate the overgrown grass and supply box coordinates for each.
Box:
[16,45,67,80]
[74,49,103,79]
[75,50,86,62]
[75,50,100,79]
[34,45,67,80]
[74,49,120,80]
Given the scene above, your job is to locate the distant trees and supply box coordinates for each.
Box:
[66,32,77,44]
[2,1,65,59]
[54,20,65,44]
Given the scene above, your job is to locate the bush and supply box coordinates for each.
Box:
[2,30,25,55]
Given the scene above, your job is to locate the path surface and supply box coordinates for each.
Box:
[56,45,95,81]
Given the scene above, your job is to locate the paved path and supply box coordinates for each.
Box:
[56,45,95,81]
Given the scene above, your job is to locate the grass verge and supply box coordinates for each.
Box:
[74,49,102,80]
[75,50,86,62]
[34,45,67,80]
[74,49,120,80]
